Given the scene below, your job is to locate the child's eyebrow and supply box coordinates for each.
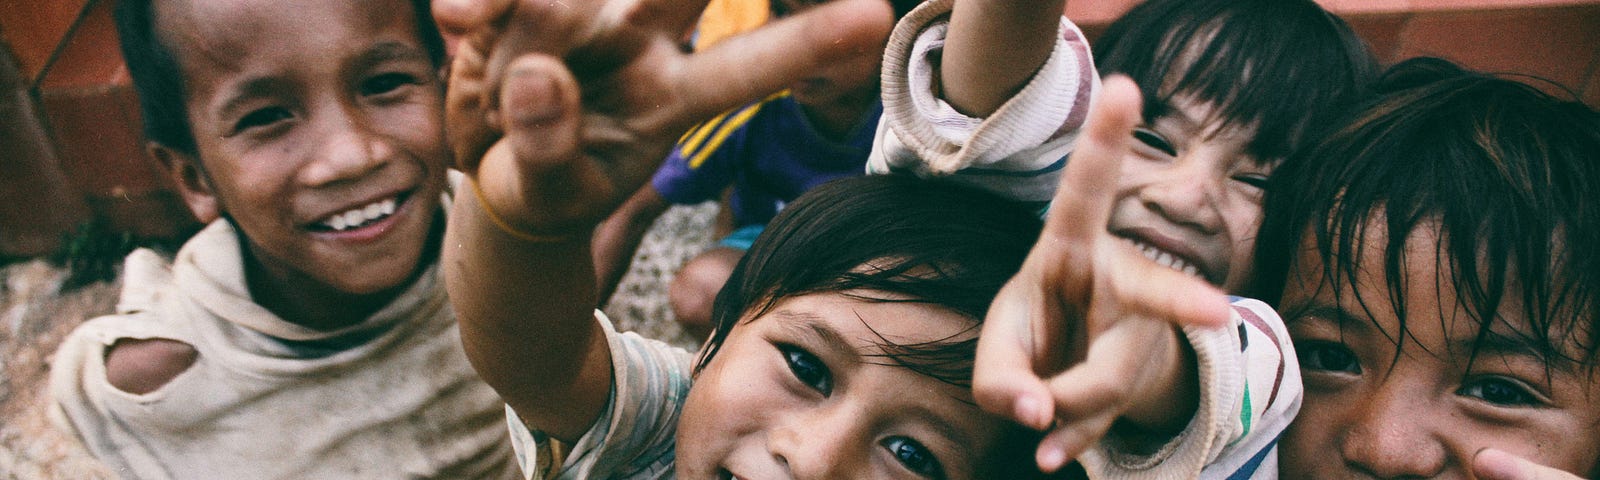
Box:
[773,310,859,359]
[1449,330,1575,377]
[353,41,431,69]
[1281,303,1370,330]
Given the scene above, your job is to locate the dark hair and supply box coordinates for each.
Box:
[114,0,448,156]
[1253,57,1600,367]
[769,0,921,21]
[1094,0,1377,163]
[696,175,1041,386]
[697,174,1045,477]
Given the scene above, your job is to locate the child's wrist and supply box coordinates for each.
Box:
[1123,325,1199,433]
[466,178,584,243]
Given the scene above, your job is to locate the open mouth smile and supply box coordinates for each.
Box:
[308,193,407,232]
[1123,237,1203,279]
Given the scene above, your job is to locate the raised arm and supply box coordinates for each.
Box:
[941,0,1066,116]
[434,0,893,442]
[972,77,1232,472]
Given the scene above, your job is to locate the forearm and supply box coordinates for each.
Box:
[942,0,1064,116]
[592,187,670,305]
[444,185,612,441]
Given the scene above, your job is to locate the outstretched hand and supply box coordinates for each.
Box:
[434,0,894,236]
[971,76,1233,473]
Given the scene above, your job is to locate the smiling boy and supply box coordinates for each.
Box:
[48,0,516,478]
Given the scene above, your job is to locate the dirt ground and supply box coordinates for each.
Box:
[0,202,715,479]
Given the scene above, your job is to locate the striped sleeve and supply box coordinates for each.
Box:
[1079,297,1301,480]
[510,311,692,480]
[867,0,1096,204]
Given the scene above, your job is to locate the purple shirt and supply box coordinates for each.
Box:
[651,92,882,227]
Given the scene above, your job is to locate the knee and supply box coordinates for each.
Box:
[669,248,743,334]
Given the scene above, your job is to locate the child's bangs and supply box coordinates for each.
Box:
[1260,58,1600,368]
[1095,0,1374,162]
[694,175,1043,372]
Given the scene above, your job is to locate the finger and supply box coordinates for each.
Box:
[433,0,516,37]
[481,0,601,130]
[1043,351,1137,424]
[1033,412,1117,473]
[1028,349,1138,473]
[498,55,580,166]
[675,0,893,120]
[628,0,714,42]
[974,281,1058,431]
[1046,76,1141,246]
[472,54,587,231]
[446,42,497,173]
[1104,246,1233,328]
[1473,448,1586,480]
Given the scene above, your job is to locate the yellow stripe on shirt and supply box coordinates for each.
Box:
[687,103,761,169]
[685,91,790,169]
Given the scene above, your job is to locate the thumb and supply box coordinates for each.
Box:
[973,282,1056,431]
[1474,448,1587,480]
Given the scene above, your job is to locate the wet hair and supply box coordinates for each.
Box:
[1094,0,1377,163]
[696,174,1041,388]
[1253,57,1600,368]
[114,0,448,156]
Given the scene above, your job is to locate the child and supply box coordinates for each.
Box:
[971,78,1295,479]
[872,0,1373,476]
[48,0,517,478]
[434,0,1079,477]
[871,0,1374,292]
[591,0,922,334]
[1252,58,1600,479]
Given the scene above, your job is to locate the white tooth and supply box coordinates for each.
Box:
[329,215,347,231]
[1155,252,1173,268]
[381,198,396,215]
[364,203,383,219]
[1182,264,1199,277]
[344,210,364,227]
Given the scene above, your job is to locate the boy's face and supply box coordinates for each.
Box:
[772,0,882,107]
[156,0,448,296]
[677,292,1012,480]
[1278,222,1600,478]
[1109,96,1273,292]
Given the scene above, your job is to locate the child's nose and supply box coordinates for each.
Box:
[304,108,394,185]
[1138,161,1221,233]
[1338,384,1450,478]
[767,403,871,479]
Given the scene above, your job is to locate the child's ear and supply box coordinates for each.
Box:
[149,142,220,223]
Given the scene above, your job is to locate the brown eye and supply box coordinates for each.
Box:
[234,107,292,133]
[779,344,831,395]
[360,72,419,97]
[1234,173,1270,190]
[1458,377,1540,407]
[883,437,946,479]
[1297,341,1360,374]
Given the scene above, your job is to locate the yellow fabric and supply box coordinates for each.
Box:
[693,0,770,50]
